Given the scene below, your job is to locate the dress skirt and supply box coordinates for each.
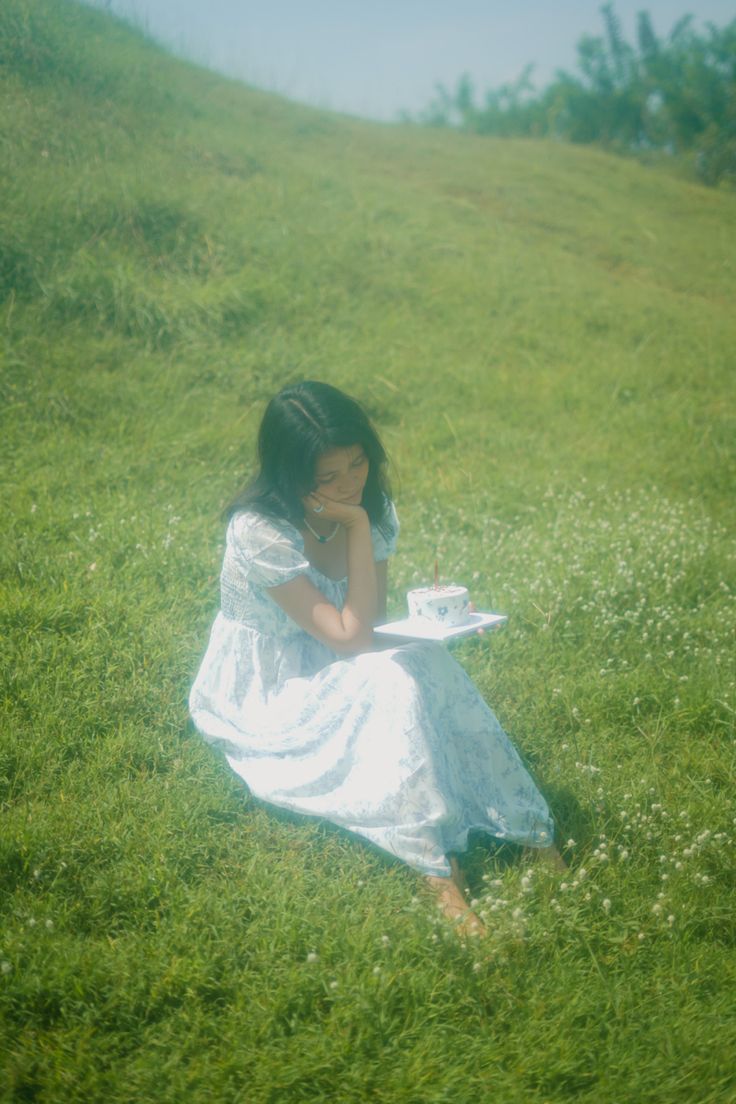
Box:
[190,619,554,879]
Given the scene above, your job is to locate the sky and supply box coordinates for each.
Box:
[91,0,736,122]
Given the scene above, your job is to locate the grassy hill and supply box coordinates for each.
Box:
[1,2,735,1101]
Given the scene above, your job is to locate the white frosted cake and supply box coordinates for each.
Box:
[407,585,470,627]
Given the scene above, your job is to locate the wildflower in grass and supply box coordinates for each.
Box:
[1,962,11,975]
[602,898,611,912]
[306,952,318,963]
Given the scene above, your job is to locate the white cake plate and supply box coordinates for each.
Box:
[374,611,507,643]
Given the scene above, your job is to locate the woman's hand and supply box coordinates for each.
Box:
[303,491,368,530]
[469,600,486,636]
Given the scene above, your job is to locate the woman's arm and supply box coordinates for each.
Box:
[267,501,378,655]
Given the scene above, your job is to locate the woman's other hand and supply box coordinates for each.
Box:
[469,600,486,636]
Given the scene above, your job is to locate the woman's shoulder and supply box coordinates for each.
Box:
[225,509,309,587]
[371,496,400,561]
[228,509,304,555]
[374,495,399,532]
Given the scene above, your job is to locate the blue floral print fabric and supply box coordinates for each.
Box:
[189,501,554,877]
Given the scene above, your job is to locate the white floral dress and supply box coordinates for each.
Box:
[189,503,554,878]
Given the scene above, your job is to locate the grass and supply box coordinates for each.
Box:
[1,1,735,1101]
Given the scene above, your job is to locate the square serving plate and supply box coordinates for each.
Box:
[374,611,507,642]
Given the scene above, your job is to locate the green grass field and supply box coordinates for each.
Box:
[1,2,735,1100]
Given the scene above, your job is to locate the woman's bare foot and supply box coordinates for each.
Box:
[525,844,568,872]
[426,858,486,939]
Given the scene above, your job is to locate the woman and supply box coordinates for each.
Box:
[189,380,563,937]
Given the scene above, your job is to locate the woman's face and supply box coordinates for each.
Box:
[312,444,369,504]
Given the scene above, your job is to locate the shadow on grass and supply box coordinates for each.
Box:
[238,779,594,901]
[457,783,594,894]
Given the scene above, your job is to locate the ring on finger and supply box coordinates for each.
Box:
[313,503,324,514]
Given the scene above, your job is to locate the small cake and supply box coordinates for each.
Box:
[407,585,470,627]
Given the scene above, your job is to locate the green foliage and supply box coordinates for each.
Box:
[417,6,736,187]
[1,1,736,1101]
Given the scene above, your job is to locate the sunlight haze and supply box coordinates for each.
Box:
[89,0,736,121]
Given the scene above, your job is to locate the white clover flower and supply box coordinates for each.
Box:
[306,952,318,963]
[565,839,576,848]
[381,935,390,946]
[602,898,611,912]
[372,966,381,976]
[329,980,339,990]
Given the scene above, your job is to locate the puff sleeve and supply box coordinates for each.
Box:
[371,499,400,563]
[223,512,310,596]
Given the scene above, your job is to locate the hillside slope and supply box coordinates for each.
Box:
[2,0,735,523]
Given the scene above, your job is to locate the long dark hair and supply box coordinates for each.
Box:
[227,381,392,531]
